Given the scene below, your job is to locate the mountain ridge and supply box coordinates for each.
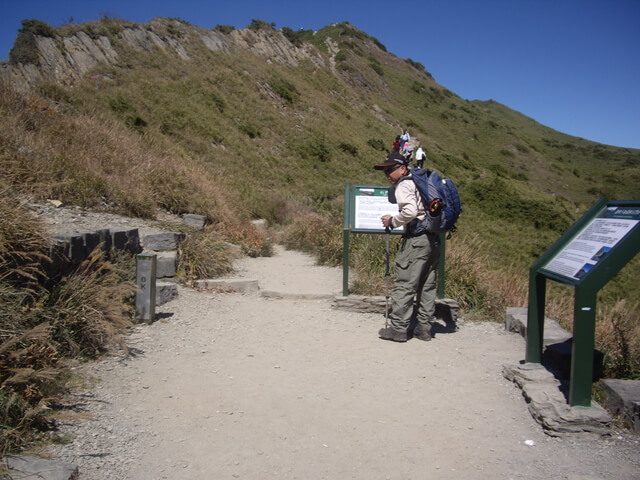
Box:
[1,17,638,272]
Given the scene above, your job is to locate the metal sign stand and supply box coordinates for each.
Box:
[526,199,640,406]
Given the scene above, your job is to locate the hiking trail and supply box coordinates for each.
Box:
[44,244,639,479]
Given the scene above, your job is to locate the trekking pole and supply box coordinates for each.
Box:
[384,226,391,329]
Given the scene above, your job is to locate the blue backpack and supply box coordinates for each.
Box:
[406,168,462,234]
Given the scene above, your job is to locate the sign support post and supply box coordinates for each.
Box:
[343,183,351,296]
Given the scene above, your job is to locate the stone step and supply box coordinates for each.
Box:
[195,278,260,294]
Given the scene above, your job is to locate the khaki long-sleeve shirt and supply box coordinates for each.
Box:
[392,176,426,231]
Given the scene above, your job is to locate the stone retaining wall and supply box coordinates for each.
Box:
[45,213,207,308]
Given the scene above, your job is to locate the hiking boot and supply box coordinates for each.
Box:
[378,327,407,342]
[413,325,433,341]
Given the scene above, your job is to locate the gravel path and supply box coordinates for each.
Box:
[45,245,640,480]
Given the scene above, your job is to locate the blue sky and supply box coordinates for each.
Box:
[1,0,638,149]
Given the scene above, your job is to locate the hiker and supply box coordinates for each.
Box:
[392,136,401,153]
[415,145,426,168]
[400,129,410,147]
[402,142,414,162]
[373,152,441,342]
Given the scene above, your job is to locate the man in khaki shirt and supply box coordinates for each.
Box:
[374,153,441,342]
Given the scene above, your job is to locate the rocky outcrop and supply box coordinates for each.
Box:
[1,19,327,92]
[1,32,119,89]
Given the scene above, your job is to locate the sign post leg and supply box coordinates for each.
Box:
[526,272,546,364]
[569,286,597,406]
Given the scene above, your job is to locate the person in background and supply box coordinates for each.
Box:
[392,135,401,153]
[400,129,410,148]
[415,145,426,168]
[373,152,441,343]
[402,142,414,162]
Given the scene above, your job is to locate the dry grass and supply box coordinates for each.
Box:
[279,213,342,266]
[177,227,235,281]
[596,300,640,379]
[0,246,137,453]
[445,233,640,378]
[0,186,139,452]
[0,83,238,223]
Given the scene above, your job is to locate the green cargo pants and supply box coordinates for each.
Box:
[389,233,440,333]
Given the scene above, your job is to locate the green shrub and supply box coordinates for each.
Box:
[269,76,299,104]
[37,83,72,103]
[406,58,425,71]
[166,22,184,38]
[334,51,347,63]
[467,177,571,232]
[109,95,134,113]
[372,38,387,52]
[367,138,386,151]
[238,123,261,138]
[125,114,147,133]
[338,142,358,156]
[9,19,56,65]
[488,163,509,177]
[500,149,515,158]
[248,19,275,31]
[411,81,426,94]
[213,25,235,34]
[307,137,331,162]
[281,27,302,47]
[512,172,529,181]
[209,92,226,112]
[369,62,384,76]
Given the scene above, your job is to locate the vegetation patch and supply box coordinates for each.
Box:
[213,25,235,34]
[466,177,571,232]
[269,75,300,104]
[9,19,56,65]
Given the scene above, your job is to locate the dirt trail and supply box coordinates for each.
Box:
[48,246,640,480]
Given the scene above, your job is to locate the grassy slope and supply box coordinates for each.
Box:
[4,19,640,298]
[3,20,640,452]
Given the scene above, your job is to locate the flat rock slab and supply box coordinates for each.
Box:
[156,281,179,306]
[4,455,78,480]
[182,214,206,230]
[195,278,260,294]
[600,379,640,433]
[334,295,460,322]
[142,232,186,251]
[505,307,572,345]
[504,363,612,438]
[261,291,335,300]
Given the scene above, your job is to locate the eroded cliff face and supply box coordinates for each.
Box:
[0,19,328,92]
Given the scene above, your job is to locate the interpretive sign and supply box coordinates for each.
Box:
[342,183,448,298]
[540,204,640,282]
[350,186,403,234]
[527,199,640,406]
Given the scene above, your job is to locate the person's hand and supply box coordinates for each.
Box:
[381,215,392,228]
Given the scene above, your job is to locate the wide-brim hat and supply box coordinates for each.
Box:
[373,152,407,170]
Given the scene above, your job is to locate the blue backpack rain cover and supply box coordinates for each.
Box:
[410,168,462,234]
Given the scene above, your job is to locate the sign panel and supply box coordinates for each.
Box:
[541,205,640,281]
[351,186,403,233]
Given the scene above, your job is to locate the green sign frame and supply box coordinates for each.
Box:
[526,198,640,406]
